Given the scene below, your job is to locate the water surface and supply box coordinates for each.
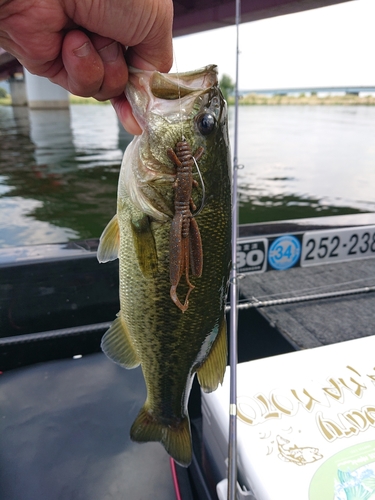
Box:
[230,105,375,223]
[0,104,374,247]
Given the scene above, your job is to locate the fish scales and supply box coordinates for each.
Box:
[98,65,231,466]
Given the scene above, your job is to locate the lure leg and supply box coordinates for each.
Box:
[189,197,197,213]
[170,233,194,313]
[193,147,204,162]
[169,214,195,313]
[169,212,184,283]
[189,217,203,277]
[167,148,182,168]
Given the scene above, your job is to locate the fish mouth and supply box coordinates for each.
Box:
[126,65,219,129]
[149,65,218,99]
[121,65,225,222]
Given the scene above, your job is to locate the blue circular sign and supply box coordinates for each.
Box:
[268,235,301,270]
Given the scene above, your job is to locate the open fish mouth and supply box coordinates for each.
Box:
[125,65,219,129]
[149,66,218,99]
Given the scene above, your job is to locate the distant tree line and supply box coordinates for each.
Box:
[219,74,235,103]
[0,87,8,98]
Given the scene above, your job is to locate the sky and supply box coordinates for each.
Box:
[171,0,375,91]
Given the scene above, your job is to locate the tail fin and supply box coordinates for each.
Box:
[130,405,192,467]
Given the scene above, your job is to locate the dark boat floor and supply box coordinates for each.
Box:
[0,308,293,500]
[0,352,178,500]
[240,257,375,349]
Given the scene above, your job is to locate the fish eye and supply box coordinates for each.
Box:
[196,113,216,136]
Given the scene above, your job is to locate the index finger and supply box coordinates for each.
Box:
[122,0,174,73]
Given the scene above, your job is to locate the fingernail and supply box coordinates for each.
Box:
[73,42,91,58]
[99,41,119,63]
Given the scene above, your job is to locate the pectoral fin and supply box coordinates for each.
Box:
[97,214,120,263]
[197,317,227,393]
[101,313,140,369]
[131,214,158,278]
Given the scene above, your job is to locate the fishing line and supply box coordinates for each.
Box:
[172,48,185,141]
[173,48,206,218]
[192,156,206,217]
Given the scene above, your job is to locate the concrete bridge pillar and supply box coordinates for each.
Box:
[25,70,69,109]
[9,76,28,106]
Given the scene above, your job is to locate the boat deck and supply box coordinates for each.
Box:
[240,257,375,349]
[0,353,181,500]
[2,214,375,499]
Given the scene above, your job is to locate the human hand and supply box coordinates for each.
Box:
[0,0,173,134]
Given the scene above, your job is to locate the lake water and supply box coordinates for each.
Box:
[0,104,374,248]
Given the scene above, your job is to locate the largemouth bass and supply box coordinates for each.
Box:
[98,65,231,466]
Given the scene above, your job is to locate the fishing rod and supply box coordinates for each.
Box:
[225,284,375,311]
[227,0,241,498]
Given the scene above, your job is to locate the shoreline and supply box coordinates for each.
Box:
[228,93,375,106]
[0,95,109,106]
[1,94,375,107]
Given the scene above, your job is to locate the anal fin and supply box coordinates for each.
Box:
[197,317,227,393]
[101,313,140,369]
[130,405,192,467]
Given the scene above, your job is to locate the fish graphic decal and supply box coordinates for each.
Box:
[276,435,323,466]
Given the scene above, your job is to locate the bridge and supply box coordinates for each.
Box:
[0,0,354,106]
[0,48,22,80]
